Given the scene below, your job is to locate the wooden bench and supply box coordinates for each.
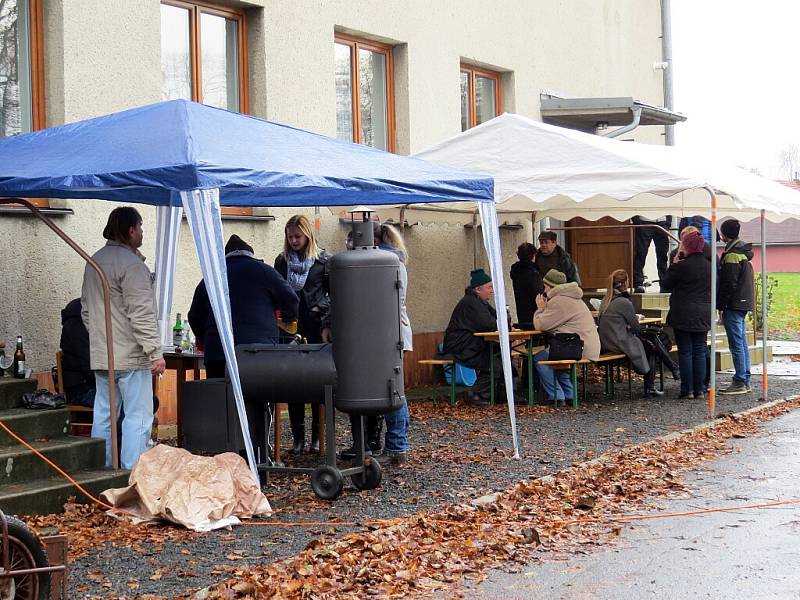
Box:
[537,353,632,407]
[417,358,457,406]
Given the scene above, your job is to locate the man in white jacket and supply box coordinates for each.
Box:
[81,206,165,470]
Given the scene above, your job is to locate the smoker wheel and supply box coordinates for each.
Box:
[311,465,344,500]
[350,457,382,491]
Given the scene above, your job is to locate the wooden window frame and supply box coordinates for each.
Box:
[161,1,250,216]
[460,63,502,130]
[3,0,48,209]
[334,33,396,153]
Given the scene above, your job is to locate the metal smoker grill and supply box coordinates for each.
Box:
[235,214,405,500]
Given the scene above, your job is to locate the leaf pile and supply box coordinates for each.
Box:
[196,396,800,599]
[25,500,200,560]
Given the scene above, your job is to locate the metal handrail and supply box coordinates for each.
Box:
[0,199,119,469]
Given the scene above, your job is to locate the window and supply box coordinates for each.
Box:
[335,34,394,152]
[161,1,249,215]
[0,0,45,207]
[460,64,501,131]
[160,1,247,112]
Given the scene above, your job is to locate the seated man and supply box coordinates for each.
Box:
[60,298,95,407]
[442,269,501,405]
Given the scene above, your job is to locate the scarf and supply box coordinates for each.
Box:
[225,250,255,259]
[286,251,315,291]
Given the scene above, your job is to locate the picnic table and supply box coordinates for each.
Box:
[474,330,545,405]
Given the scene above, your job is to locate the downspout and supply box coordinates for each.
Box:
[472,211,479,269]
[661,0,675,146]
[603,106,642,139]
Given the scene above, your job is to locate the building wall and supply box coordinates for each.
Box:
[0,0,666,370]
[751,246,800,273]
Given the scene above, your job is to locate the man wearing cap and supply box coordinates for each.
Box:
[717,219,754,395]
[442,269,501,405]
[535,231,581,286]
[188,234,299,378]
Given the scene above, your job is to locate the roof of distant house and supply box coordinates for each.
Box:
[729,181,800,244]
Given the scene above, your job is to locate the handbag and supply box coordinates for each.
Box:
[22,389,66,410]
[547,332,584,361]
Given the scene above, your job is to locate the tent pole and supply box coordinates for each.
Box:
[0,198,120,469]
[761,209,768,401]
[707,187,717,416]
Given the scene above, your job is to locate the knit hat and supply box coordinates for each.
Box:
[543,269,567,288]
[682,231,704,255]
[538,231,557,242]
[469,268,492,289]
[720,219,740,240]
[224,234,254,255]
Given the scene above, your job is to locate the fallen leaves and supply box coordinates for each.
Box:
[195,395,800,599]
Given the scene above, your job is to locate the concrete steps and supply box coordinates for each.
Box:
[0,378,128,516]
[716,345,773,371]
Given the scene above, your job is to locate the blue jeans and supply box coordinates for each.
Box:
[673,329,707,396]
[534,349,573,401]
[93,369,153,470]
[722,309,751,385]
[383,401,409,454]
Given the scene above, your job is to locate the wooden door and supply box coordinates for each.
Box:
[567,217,632,289]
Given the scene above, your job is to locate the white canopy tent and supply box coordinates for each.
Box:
[411,112,800,409]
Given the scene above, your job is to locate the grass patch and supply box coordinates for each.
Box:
[761,272,800,339]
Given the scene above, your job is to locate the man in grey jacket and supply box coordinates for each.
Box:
[81,207,165,470]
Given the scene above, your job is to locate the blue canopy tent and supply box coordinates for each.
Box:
[0,100,519,479]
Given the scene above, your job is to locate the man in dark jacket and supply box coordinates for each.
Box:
[188,234,299,378]
[442,269,499,405]
[59,298,95,406]
[717,219,754,395]
[534,231,580,286]
[510,242,543,328]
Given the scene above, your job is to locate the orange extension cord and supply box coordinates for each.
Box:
[2,418,799,529]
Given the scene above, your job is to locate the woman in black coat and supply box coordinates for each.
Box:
[274,214,331,454]
[661,230,711,399]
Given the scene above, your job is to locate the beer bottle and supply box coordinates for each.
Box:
[173,313,183,348]
[13,336,25,379]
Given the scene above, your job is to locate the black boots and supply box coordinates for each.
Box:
[290,425,305,454]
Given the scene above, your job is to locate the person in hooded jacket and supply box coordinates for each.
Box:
[510,242,544,328]
[598,269,678,398]
[274,215,331,453]
[533,269,600,405]
[661,230,711,399]
[717,218,755,395]
[59,298,95,407]
[189,234,299,379]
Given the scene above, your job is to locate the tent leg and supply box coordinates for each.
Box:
[477,201,520,459]
[760,210,768,401]
[180,189,260,484]
[707,188,717,416]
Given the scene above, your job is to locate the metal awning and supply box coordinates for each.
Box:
[540,94,686,133]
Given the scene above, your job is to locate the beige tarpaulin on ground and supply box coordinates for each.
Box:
[100,445,271,532]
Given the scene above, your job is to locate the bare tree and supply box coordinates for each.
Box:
[778,144,800,180]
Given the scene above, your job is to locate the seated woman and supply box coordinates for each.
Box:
[598,269,661,397]
[533,269,600,405]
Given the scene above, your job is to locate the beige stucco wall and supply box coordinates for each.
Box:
[0,0,666,370]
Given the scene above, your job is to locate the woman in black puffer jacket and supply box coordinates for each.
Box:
[661,230,711,399]
[275,214,331,454]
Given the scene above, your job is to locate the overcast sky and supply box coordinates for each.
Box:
[671,0,799,179]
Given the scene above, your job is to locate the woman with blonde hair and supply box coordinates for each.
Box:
[598,269,676,397]
[274,214,331,453]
